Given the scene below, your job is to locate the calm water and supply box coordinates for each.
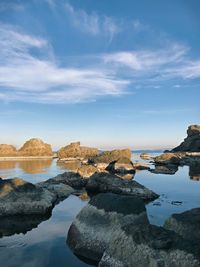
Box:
[0,153,200,267]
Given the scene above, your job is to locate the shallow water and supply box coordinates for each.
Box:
[0,153,200,267]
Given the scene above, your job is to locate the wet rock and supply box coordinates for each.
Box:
[140,153,151,160]
[0,178,55,217]
[77,164,98,178]
[164,208,200,241]
[57,142,99,159]
[39,171,87,190]
[99,223,200,267]
[150,164,178,175]
[0,144,17,157]
[189,164,200,180]
[86,172,159,201]
[171,125,200,152]
[67,193,148,262]
[18,138,53,156]
[39,183,74,200]
[89,149,132,164]
[106,157,135,174]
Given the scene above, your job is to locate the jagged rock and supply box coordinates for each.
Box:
[0,144,17,157]
[86,172,159,201]
[171,125,200,152]
[18,138,52,156]
[39,171,87,190]
[77,164,98,178]
[0,178,55,216]
[140,153,151,160]
[150,164,178,175]
[89,149,132,164]
[67,193,148,262]
[106,157,135,174]
[57,141,99,159]
[164,208,200,241]
[99,223,200,267]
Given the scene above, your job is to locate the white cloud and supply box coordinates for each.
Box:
[64,2,121,40]
[0,23,129,104]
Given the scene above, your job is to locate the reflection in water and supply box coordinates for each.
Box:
[18,160,52,174]
[0,161,16,171]
[57,160,81,172]
[189,164,200,181]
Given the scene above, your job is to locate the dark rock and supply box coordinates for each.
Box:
[150,164,178,175]
[67,193,148,262]
[189,164,200,180]
[106,157,135,174]
[86,172,159,201]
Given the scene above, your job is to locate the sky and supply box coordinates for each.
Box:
[0,0,200,150]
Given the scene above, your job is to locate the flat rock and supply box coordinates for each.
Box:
[77,164,98,178]
[67,193,148,262]
[106,157,135,174]
[86,172,159,201]
[150,164,178,175]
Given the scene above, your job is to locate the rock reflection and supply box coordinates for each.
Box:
[0,213,51,238]
[0,161,17,170]
[19,159,52,174]
[189,164,200,181]
[57,160,81,172]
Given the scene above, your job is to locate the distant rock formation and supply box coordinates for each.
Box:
[57,141,99,159]
[0,144,17,157]
[18,138,52,156]
[171,125,200,152]
[0,138,52,157]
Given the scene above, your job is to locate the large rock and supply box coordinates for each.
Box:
[154,153,180,165]
[154,152,200,166]
[77,164,98,178]
[0,144,17,157]
[171,125,200,152]
[67,193,148,262]
[150,164,178,175]
[189,164,200,180]
[18,138,53,156]
[86,172,159,201]
[90,149,132,164]
[0,178,55,216]
[164,208,200,242]
[106,157,135,174]
[99,223,200,267]
[57,141,99,159]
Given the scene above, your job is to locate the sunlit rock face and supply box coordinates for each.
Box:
[57,141,99,159]
[67,193,148,262]
[106,157,135,175]
[18,138,53,156]
[0,178,55,217]
[86,172,159,201]
[171,125,200,152]
[89,149,132,164]
[0,144,18,157]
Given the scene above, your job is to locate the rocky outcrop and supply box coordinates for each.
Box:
[140,153,151,160]
[154,152,200,166]
[150,164,178,175]
[154,153,180,165]
[106,157,135,174]
[67,193,148,262]
[77,164,98,178]
[57,141,99,159]
[89,149,132,165]
[86,172,159,201]
[0,144,17,157]
[18,138,52,156]
[164,208,200,242]
[0,178,55,216]
[171,125,200,152]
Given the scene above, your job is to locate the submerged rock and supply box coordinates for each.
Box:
[89,149,132,164]
[67,193,148,262]
[18,138,53,156]
[86,172,159,201]
[171,125,200,152]
[0,178,55,217]
[57,141,99,159]
[164,208,200,241]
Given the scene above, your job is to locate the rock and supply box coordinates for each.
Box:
[154,153,180,165]
[106,157,135,174]
[86,172,159,201]
[164,208,200,241]
[189,164,200,180]
[99,223,200,267]
[132,163,150,171]
[67,193,148,262]
[38,183,74,200]
[77,164,98,178]
[150,164,178,175]
[154,152,200,166]
[89,149,132,164]
[0,144,17,157]
[140,153,151,160]
[0,178,55,217]
[39,171,87,190]
[171,125,200,152]
[18,138,53,156]
[57,141,99,159]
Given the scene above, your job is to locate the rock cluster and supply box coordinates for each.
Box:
[171,125,200,152]
[89,149,132,164]
[0,138,52,157]
[57,141,99,159]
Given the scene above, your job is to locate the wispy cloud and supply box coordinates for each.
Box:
[64,3,121,40]
[0,23,129,104]
[0,1,24,12]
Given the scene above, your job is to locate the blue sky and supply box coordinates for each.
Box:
[0,0,200,150]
